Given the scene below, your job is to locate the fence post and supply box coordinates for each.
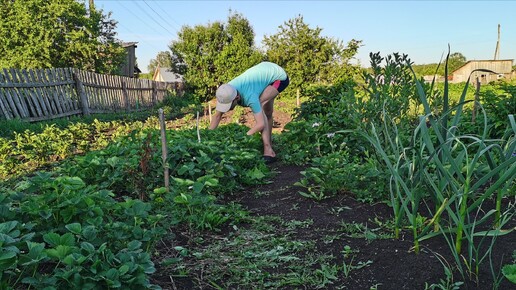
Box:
[159,108,169,191]
[472,77,480,123]
[122,80,130,111]
[73,70,90,116]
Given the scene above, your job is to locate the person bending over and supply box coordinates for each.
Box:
[209,61,289,163]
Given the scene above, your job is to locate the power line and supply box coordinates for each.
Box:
[142,0,182,34]
[114,0,166,37]
[116,22,164,53]
[133,1,177,38]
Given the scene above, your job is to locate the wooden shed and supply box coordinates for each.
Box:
[120,42,140,78]
[451,59,513,83]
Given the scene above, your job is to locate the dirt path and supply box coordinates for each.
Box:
[229,163,515,290]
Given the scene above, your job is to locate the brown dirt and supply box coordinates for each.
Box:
[236,164,514,289]
[166,100,293,134]
[153,163,515,289]
[153,107,515,290]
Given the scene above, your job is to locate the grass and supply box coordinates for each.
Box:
[161,214,350,289]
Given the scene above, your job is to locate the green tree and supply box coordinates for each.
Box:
[263,15,361,97]
[412,63,440,77]
[0,0,125,74]
[148,51,174,74]
[447,52,467,72]
[411,52,466,77]
[169,11,263,101]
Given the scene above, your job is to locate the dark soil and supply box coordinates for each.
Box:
[153,110,515,290]
[152,163,515,290]
[244,164,514,289]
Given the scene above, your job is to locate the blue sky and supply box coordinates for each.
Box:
[95,0,516,73]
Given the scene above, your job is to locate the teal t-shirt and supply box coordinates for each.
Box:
[228,62,287,113]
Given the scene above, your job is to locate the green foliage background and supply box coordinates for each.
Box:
[165,13,362,102]
[0,0,125,74]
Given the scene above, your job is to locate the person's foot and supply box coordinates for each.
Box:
[263,155,277,164]
[263,147,276,158]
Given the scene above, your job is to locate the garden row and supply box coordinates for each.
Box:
[1,117,274,288]
[0,53,515,288]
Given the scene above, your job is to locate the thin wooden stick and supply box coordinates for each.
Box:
[159,108,169,191]
[208,103,212,123]
[196,111,201,143]
[472,77,480,123]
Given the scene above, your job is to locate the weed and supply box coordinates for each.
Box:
[341,245,373,278]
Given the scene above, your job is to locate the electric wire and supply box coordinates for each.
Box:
[114,0,166,37]
[133,1,177,38]
[142,0,182,34]
[116,21,164,53]
[96,0,180,72]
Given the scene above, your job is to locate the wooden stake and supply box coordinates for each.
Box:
[159,108,169,191]
[208,103,212,122]
[196,111,201,143]
[472,77,480,123]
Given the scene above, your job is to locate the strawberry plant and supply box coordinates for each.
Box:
[0,173,164,289]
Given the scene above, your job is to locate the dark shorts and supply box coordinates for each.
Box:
[270,76,290,93]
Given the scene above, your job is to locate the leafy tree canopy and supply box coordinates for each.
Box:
[169,11,263,101]
[0,0,125,74]
[411,52,467,77]
[148,51,174,74]
[263,15,362,97]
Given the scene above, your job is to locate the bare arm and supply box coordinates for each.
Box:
[247,111,266,135]
[209,110,224,130]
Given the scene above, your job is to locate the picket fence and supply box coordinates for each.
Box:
[0,68,181,122]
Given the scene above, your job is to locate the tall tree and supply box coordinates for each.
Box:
[169,11,262,101]
[0,0,125,74]
[411,52,467,77]
[263,15,361,96]
[148,51,174,74]
[447,52,467,72]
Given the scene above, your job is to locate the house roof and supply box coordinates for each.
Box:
[452,59,514,73]
[154,67,183,82]
[122,42,138,48]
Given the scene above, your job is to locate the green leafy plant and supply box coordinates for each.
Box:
[336,51,516,285]
[502,250,516,284]
[341,245,372,278]
[295,152,355,201]
[0,173,165,289]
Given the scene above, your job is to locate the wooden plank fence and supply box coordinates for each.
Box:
[0,68,180,122]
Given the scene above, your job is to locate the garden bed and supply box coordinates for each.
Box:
[152,163,516,289]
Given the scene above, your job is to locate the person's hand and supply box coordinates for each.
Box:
[247,112,265,135]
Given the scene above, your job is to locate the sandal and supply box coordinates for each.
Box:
[263,155,277,164]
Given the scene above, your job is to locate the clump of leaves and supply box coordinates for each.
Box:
[0,173,163,289]
[295,151,389,202]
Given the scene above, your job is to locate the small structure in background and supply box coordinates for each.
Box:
[450,59,514,84]
[120,42,141,78]
[153,67,183,83]
[152,67,184,95]
[422,75,446,83]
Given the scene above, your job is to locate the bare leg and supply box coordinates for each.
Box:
[260,86,279,157]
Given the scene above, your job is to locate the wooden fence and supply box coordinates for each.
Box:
[0,68,181,122]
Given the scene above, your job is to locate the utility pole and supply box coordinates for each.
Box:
[493,24,500,60]
[89,0,95,15]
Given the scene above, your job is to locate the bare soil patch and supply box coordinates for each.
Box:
[152,163,515,289]
[234,164,515,290]
[153,107,515,289]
